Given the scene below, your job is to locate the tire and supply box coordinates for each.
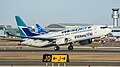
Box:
[68,45,73,50]
[54,46,60,51]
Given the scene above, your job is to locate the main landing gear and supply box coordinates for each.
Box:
[68,44,73,50]
[17,44,22,49]
[54,44,74,51]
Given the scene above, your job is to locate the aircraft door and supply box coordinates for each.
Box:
[93,27,97,36]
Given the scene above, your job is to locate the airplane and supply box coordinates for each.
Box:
[36,24,48,34]
[4,17,47,43]
[8,16,112,51]
[0,26,8,38]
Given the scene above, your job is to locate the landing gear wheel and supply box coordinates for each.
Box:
[68,45,73,50]
[18,44,21,46]
[54,46,60,51]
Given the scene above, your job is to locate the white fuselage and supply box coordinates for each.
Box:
[21,26,111,47]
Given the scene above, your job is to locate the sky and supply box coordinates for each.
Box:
[0,0,120,27]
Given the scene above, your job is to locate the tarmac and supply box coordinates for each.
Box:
[0,41,120,66]
[0,60,120,66]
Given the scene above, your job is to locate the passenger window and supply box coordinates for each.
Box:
[79,28,84,30]
[85,27,87,29]
[72,29,75,31]
[67,30,70,32]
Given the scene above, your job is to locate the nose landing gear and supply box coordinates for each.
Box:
[54,45,60,51]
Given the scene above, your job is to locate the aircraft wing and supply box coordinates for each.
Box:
[6,32,56,41]
[0,38,24,42]
[28,36,56,41]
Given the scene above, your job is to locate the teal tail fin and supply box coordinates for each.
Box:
[15,16,39,36]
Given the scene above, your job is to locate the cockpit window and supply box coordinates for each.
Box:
[88,26,91,29]
[100,27,108,29]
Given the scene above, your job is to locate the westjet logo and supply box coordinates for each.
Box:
[75,32,93,38]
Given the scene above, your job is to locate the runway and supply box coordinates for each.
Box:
[0,44,120,66]
[0,49,120,54]
[0,60,120,66]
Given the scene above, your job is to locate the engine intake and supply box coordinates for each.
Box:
[56,38,69,45]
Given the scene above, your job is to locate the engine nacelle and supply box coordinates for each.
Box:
[79,39,92,45]
[56,38,69,45]
[31,40,50,47]
[21,39,34,45]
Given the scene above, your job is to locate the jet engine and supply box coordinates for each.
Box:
[21,39,34,45]
[56,38,69,45]
[79,39,92,45]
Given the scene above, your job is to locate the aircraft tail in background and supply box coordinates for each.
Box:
[36,24,48,34]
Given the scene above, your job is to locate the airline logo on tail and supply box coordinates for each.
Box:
[15,16,39,36]
[36,24,48,34]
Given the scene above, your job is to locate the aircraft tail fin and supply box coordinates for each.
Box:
[15,16,39,36]
[15,16,27,27]
[36,24,48,34]
[6,32,14,36]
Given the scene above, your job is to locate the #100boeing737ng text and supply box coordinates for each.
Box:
[8,16,112,50]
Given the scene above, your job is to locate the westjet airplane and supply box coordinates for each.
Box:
[8,16,112,50]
